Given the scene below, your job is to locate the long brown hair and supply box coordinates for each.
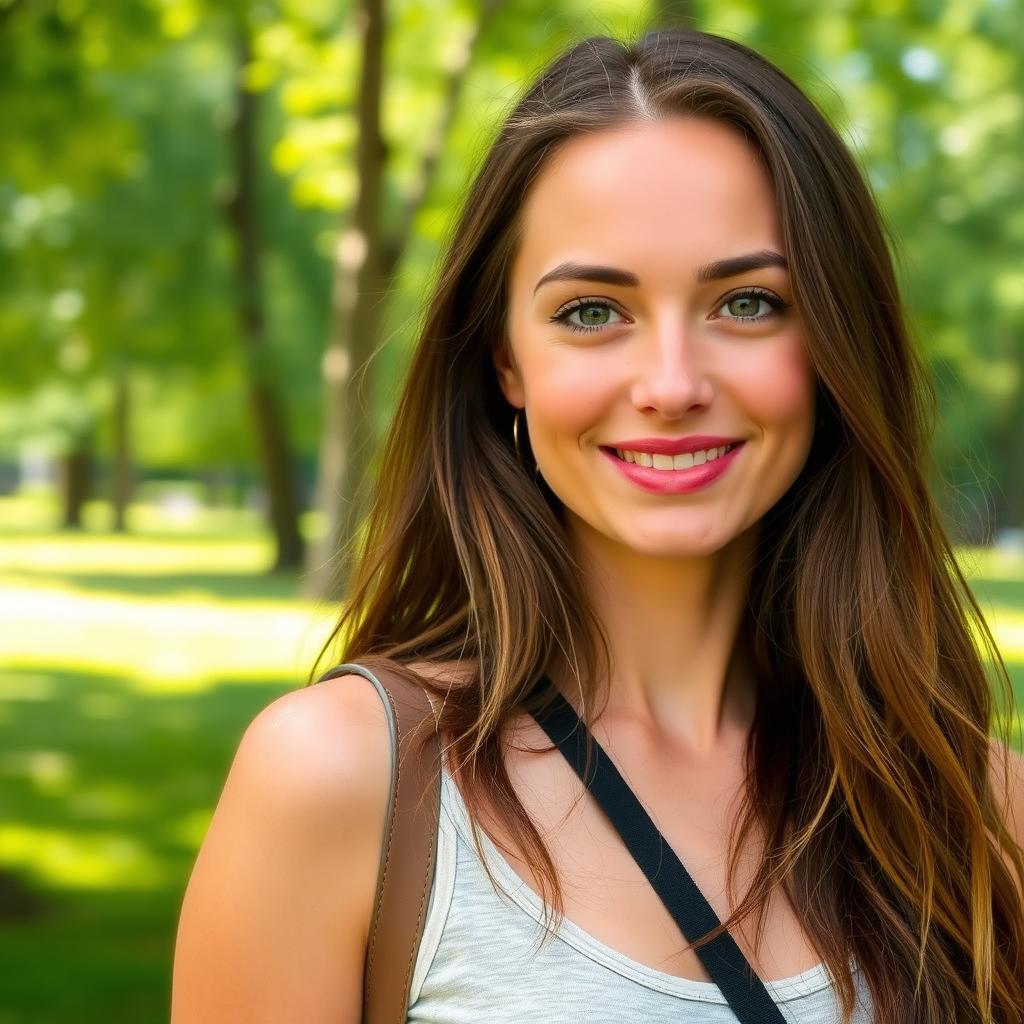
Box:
[310,27,1024,1023]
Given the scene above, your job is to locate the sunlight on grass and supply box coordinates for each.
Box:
[0,488,325,542]
[0,578,336,690]
[0,496,350,915]
[957,545,1024,582]
[974,600,1024,657]
[0,824,170,890]
[163,808,216,850]
[0,670,59,701]
[991,618,1024,660]
[0,510,342,689]
[0,749,74,795]
[0,534,274,576]
[965,595,1024,665]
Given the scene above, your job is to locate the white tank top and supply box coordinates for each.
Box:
[405,754,876,1022]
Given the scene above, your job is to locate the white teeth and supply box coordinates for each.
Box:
[613,445,732,471]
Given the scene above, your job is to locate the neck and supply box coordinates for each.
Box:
[547,515,760,759]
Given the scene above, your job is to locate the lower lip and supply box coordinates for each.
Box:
[599,443,745,494]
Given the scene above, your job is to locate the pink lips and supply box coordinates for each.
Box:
[600,441,745,495]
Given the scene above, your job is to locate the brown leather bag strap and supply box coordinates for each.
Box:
[314,660,441,1023]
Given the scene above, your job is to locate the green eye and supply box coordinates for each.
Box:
[551,299,626,334]
[715,288,789,323]
[549,287,790,335]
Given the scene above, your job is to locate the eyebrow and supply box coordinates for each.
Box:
[532,249,789,295]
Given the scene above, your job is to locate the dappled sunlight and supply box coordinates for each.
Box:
[162,808,216,851]
[0,750,75,799]
[0,491,272,538]
[967,590,1024,660]
[0,824,170,890]
[0,671,60,701]
[0,577,336,692]
[990,615,1024,661]
[0,511,341,691]
[961,561,1024,688]
[1,0,1021,1013]
[0,664,297,912]
[0,533,274,577]
[957,546,1024,583]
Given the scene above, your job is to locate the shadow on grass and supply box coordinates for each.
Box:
[967,575,1024,612]
[0,665,302,1023]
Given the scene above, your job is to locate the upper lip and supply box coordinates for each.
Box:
[602,436,744,456]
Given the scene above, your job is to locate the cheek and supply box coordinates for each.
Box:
[732,338,816,429]
[520,333,816,455]
[525,348,615,439]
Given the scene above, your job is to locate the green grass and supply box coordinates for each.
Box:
[0,494,1021,1022]
[0,496,337,1023]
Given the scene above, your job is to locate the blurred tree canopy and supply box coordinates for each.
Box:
[1,0,1022,575]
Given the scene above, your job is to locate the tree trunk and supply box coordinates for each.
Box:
[110,367,133,532]
[302,0,505,600]
[302,0,386,600]
[225,23,304,572]
[61,436,93,530]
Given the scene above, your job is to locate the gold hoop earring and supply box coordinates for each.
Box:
[512,409,524,463]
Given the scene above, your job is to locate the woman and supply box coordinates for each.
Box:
[171,28,1024,1023]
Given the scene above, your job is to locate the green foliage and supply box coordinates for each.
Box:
[0,0,1022,529]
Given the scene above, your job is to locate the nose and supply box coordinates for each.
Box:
[629,315,715,417]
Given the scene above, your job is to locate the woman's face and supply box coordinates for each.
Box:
[495,116,818,557]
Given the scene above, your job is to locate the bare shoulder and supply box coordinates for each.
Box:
[171,674,392,1024]
[205,673,394,848]
[244,674,392,807]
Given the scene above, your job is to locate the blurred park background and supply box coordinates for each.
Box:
[1,0,1023,1019]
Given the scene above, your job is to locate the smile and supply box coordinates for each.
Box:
[598,441,746,495]
[612,443,739,470]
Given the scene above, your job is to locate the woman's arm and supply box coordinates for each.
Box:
[170,674,392,1023]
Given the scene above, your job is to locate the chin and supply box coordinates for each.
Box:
[616,527,733,558]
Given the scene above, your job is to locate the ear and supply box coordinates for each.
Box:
[492,334,525,409]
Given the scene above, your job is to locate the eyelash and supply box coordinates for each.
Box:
[549,287,790,334]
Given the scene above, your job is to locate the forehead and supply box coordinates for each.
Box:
[511,117,783,289]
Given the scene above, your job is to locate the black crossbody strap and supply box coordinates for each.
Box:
[528,676,787,1024]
